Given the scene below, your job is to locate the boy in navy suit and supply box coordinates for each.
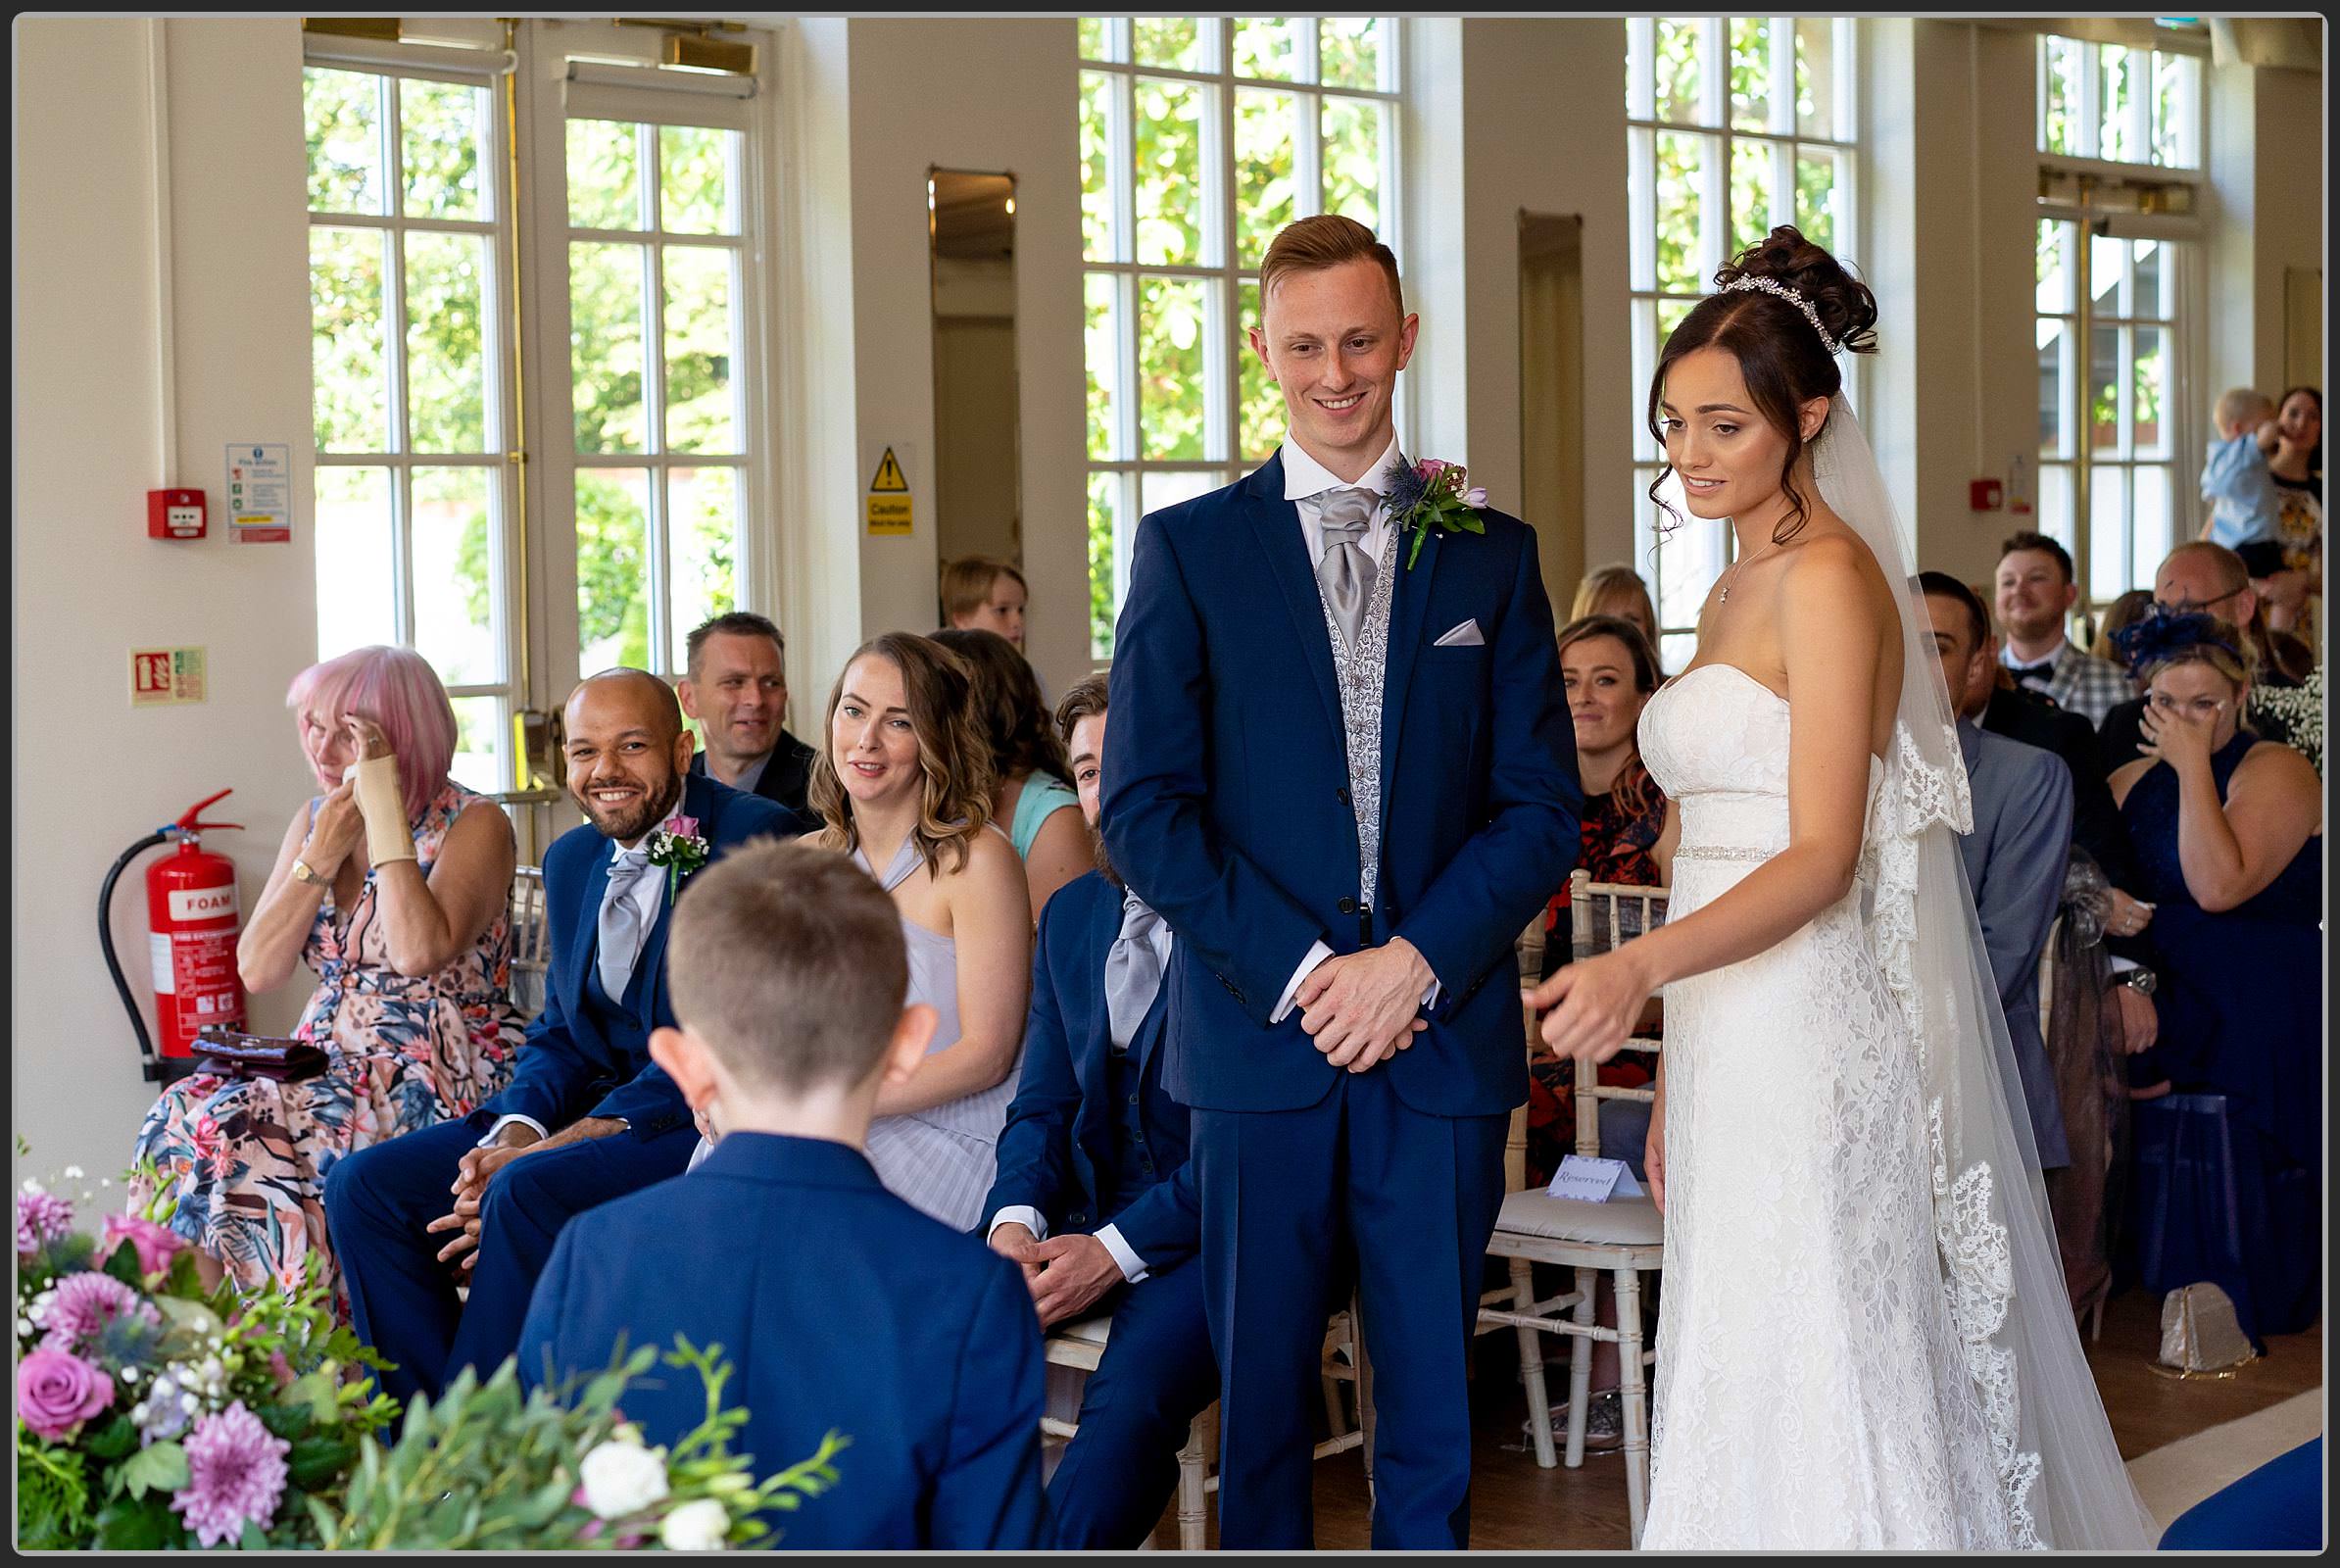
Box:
[982,676,1217,1547]
[517,838,1048,1550]
[326,669,799,1405]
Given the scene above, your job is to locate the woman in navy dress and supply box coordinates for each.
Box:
[2109,612,2322,1339]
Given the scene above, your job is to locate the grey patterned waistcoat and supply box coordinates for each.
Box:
[1314,533,1400,915]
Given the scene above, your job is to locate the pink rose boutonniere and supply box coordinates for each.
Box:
[646,813,711,898]
[1385,456,1488,567]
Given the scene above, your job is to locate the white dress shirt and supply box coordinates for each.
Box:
[479,821,671,1148]
[1266,433,1442,1026]
[986,916,1174,1284]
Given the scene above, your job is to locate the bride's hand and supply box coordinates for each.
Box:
[1524,947,1656,1064]
[1645,1095,1667,1215]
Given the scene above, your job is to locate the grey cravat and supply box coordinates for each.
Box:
[1315,487,1378,651]
[597,848,658,1001]
[1103,891,1165,1054]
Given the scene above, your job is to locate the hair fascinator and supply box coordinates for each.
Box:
[2109,607,2241,679]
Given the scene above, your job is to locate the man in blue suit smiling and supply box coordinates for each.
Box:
[1101,215,1582,1548]
[326,669,799,1405]
[982,675,1215,1547]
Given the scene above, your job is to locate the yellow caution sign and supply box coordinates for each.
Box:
[866,445,913,534]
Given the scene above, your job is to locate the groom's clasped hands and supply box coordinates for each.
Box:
[1297,936,1434,1072]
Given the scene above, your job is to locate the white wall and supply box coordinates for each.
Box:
[14,18,317,1185]
[2209,59,2326,402]
[769,16,1089,698]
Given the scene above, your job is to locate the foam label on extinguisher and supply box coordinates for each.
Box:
[151,932,176,995]
[168,884,241,923]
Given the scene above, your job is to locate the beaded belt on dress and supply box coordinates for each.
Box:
[1674,844,1775,863]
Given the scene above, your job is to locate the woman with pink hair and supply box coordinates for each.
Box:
[129,646,523,1308]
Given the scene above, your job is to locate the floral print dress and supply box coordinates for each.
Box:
[127,782,524,1309]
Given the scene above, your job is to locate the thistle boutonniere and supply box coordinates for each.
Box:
[645,813,710,897]
[1385,456,1487,567]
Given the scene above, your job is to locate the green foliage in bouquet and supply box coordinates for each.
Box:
[15,1160,399,1549]
[316,1337,847,1550]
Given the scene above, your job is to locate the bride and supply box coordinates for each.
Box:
[1529,227,2154,1549]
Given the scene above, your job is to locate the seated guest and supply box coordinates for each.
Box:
[323,669,798,1405]
[2109,611,2322,1341]
[940,555,1030,650]
[1568,564,1661,662]
[1527,615,1674,1181]
[2088,588,2156,670]
[518,839,1048,1549]
[131,646,524,1305]
[981,676,1216,1549]
[676,611,819,821]
[1971,599,2134,890]
[789,633,1031,1230]
[1993,529,2131,725]
[931,627,1088,918]
[2098,542,2311,779]
[1920,573,2074,1168]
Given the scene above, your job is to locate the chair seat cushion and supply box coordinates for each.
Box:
[1494,1189,1664,1247]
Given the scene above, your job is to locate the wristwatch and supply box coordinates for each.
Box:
[289,857,326,888]
[2115,967,2158,997]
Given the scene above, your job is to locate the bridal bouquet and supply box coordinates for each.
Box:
[14,1161,399,1548]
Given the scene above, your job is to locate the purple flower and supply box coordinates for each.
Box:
[101,1213,188,1279]
[662,812,700,840]
[17,1348,115,1440]
[1414,457,1450,478]
[170,1401,290,1547]
[16,1185,73,1254]
[36,1270,160,1354]
[1463,486,1487,508]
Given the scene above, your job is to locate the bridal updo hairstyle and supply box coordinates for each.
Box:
[1646,224,1879,546]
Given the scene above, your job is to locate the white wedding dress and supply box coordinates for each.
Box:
[1634,662,2023,1549]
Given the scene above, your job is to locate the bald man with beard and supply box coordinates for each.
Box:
[327,668,802,1406]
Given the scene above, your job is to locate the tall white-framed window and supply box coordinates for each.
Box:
[1625,17,1859,673]
[302,21,781,833]
[2033,28,2206,616]
[306,56,517,794]
[1078,16,1401,660]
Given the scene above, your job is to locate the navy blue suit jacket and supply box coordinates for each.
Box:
[1956,719,2075,1167]
[1100,456,1582,1116]
[982,870,1199,1269]
[516,1133,1048,1549]
[481,771,797,1140]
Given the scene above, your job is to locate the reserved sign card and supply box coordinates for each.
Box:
[1547,1154,1645,1203]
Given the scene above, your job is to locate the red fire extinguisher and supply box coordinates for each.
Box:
[102,789,245,1082]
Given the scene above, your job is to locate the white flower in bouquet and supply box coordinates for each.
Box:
[578,1434,671,1519]
[658,1497,732,1552]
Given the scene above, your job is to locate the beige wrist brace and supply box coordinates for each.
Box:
[352,754,418,864]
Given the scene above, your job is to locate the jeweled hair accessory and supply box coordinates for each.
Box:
[2110,607,2242,678]
[1720,275,1842,355]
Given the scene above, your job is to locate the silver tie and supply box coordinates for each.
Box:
[1315,487,1378,652]
[597,848,658,1002]
[1103,891,1165,1055]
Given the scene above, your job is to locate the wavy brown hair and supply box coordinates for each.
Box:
[1646,224,1878,547]
[807,632,997,877]
[1555,613,1664,821]
[929,627,1071,784]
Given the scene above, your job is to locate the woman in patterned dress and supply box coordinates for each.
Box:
[129,646,524,1308]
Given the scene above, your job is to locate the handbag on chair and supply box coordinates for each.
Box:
[191,1026,331,1083]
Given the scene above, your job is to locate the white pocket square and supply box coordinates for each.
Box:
[1434,618,1485,648]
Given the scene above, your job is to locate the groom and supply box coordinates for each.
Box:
[1101,215,1581,1548]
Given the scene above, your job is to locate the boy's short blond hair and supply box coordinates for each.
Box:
[2216,386,2275,435]
[939,557,1026,624]
[665,838,909,1097]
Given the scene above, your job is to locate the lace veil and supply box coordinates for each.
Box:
[1811,394,2157,1549]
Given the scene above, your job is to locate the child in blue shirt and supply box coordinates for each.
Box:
[2200,387,2284,576]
